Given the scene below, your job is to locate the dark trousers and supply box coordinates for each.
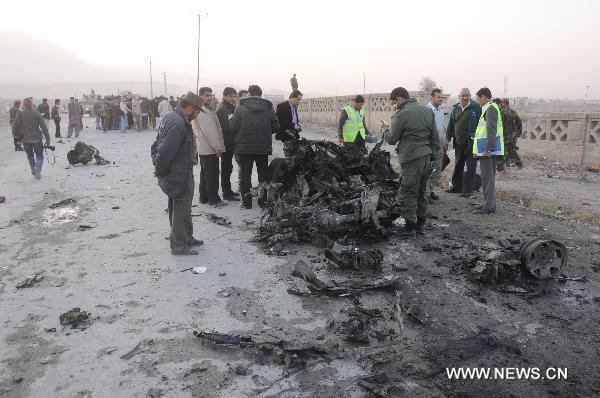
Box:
[199,155,221,204]
[399,155,430,225]
[221,150,235,194]
[238,154,269,195]
[343,134,367,154]
[53,118,61,137]
[452,145,478,194]
[23,141,44,172]
[101,116,109,131]
[479,156,497,211]
[505,141,522,166]
[168,171,194,253]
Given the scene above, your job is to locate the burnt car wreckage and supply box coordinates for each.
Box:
[256,139,401,254]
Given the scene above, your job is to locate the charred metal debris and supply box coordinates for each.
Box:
[67,141,110,165]
[255,139,401,254]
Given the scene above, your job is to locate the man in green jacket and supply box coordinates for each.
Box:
[382,87,440,239]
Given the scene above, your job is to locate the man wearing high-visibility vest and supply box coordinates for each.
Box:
[338,95,370,151]
[473,87,504,214]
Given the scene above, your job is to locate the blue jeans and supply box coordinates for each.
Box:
[23,142,44,172]
[120,116,127,133]
[95,115,101,129]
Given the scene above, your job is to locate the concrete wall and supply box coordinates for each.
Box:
[298,93,600,167]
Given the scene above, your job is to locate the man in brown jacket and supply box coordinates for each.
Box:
[193,87,228,208]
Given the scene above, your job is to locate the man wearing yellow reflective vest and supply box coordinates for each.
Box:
[473,87,504,214]
[338,95,370,151]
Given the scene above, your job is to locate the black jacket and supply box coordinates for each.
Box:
[216,101,236,152]
[151,108,198,199]
[230,97,279,155]
[276,101,299,132]
[37,103,50,119]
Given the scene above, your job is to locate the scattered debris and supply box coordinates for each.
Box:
[59,307,90,326]
[406,304,428,324]
[111,206,120,210]
[16,272,44,289]
[219,272,226,277]
[49,198,76,209]
[324,241,383,270]
[289,260,400,297]
[357,374,390,397]
[44,327,57,333]
[193,331,253,346]
[0,196,5,203]
[203,212,232,226]
[558,275,587,282]
[78,225,93,230]
[67,141,110,165]
[192,267,208,274]
[519,239,567,279]
[120,340,154,360]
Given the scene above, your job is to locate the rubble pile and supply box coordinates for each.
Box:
[67,142,110,165]
[257,139,401,253]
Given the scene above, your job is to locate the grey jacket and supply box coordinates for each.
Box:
[151,108,198,200]
[230,96,279,155]
[12,108,50,144]
[68,102,81,124]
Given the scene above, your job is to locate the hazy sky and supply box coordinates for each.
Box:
[2,0,599,98]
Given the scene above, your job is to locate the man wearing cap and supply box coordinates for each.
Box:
[382,87,440,239]
[151,91,204,255]
[339,95,370,152]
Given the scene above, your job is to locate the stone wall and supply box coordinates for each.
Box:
[297,93,600,166]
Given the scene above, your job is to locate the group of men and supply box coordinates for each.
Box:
[381,86,517,238]
[151,85,305,255]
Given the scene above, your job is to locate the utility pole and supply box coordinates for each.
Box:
[163,72,168,97]
[363,72,366,95]
[585,85,591,105]
[145,58,153,98]
[195,13,208,94]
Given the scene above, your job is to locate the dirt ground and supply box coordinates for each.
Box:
[1,119,600,398]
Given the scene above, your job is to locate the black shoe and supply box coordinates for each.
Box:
[473,208,495,214]
[516,162,523,169]
[415,217,426,235]
[199,199,208,205]
[189,237,204,246]
[241,193,252,209]
[223,192,240,201]
[445,187,462,193]
[459,191,473,198]
[429,192,439,200]
[171,248,199,255]
[396,224,416,239]
[497,165,505,172]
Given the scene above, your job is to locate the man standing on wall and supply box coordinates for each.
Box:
[473,87,504,214]
[382,87,440,239]
[426,89,446,200]
[216,87,240,201]
[338,95,370,152]
[445,88,481,197]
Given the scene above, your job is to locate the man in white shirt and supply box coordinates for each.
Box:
[426,88,446,200]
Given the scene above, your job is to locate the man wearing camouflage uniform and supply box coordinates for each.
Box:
[501,99,523,168]
[383,87,440,239]
[494,98,511,171]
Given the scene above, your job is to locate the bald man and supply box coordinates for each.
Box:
[445,88,481,197]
